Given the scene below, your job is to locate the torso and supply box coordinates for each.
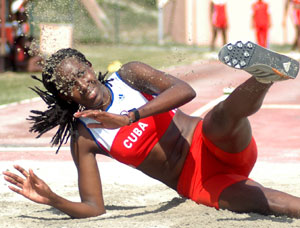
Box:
[137,110,201,189]
[79,72,201,190]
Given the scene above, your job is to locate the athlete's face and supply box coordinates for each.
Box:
[55,57,105,109]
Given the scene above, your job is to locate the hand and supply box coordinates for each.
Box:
[3,165,53,205]
[74,110,129,129]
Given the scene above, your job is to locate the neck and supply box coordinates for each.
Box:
[94,84,111,110]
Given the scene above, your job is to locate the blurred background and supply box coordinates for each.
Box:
[0,0,298,106]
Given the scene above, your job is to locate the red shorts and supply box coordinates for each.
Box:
[177,120,257,209]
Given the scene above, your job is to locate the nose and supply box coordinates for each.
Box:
[75,72,96,94]
[76,77,89,94]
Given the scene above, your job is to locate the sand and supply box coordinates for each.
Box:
[1,159,300,228]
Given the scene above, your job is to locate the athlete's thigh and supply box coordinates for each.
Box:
[202,104,252,153]
[218,179,270,214]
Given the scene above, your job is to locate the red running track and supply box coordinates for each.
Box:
[1,60,300,163]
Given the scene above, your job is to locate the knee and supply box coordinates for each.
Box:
[203,101,232,131]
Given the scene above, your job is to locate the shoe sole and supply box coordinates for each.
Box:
[218,41,299,81]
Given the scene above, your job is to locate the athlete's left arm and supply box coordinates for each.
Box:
[117,61,196,120]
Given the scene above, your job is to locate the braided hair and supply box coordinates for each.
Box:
[28,48,108,153]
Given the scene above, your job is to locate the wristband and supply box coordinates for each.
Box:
[128,108,140,123]
[120,110,134,125]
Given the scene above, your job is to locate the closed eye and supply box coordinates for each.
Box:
[77,70,85,77]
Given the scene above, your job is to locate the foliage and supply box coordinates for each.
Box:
[28,0,158,44]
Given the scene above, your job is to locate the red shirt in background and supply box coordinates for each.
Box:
[252,1,270,28]
[212,0,228,28]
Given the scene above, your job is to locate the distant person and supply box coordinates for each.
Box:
[11,0,30,37]
[210,0,228,51]
[284,0,300,50]
[252,0,271,48]
[12,36,43,72]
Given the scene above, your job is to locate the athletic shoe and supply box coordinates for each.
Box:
[218,41,299,83]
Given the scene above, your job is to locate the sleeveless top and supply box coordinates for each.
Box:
[79,72,176,167]
[252,1,270,28]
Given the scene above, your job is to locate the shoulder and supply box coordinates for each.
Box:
[116,61,166,89]
[117,61,156,77]
[70,121,104,166]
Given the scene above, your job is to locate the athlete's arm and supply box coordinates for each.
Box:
[3,123,106,218]
[117,61,196,121]
[74,61,196,128]
[48,122,106,218]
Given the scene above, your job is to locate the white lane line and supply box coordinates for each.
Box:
[191,95,300,117]
[0,97,41,109]
[261,104,300,109]
[1,97,300,152]
[191,95,228,117]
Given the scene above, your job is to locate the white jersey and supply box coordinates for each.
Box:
[79,72,176,167]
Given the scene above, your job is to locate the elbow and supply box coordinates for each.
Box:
[90,204,106,218]
[178,81,196,100]
[71,205,106,219]
[92,208,106,217]
[190,88,197,100]
[185,84,196,101]
[70,208,106,219]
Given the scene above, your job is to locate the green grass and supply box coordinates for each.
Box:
[28,0,158,44]
[3,0,293,106]
[0,44,204,105]
[0,0,205,106]
[77,44,203,71]
[0,72,41,105]
[0,42,295,106]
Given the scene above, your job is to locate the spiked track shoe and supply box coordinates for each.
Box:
[218,41,299,83]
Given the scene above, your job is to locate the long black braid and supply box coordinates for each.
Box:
[27,48,109,153]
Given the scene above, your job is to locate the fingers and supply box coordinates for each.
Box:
[3,165,30,188]
[14,164,30,178]
[74,110,102,118]
[3,171,25,189]
[8,185,23,195]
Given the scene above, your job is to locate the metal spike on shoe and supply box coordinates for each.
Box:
[218,41,299,83]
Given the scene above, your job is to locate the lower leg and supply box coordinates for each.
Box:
[219,179,300,218]
[222,77,272,119]
[221,28,227,45]
[210,28,217,51]
[292,26,299,50]
[297,26,300,51]
[206,41,298,152]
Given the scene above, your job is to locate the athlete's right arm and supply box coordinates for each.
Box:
[48,121,106,218]
[3,122,106,218]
